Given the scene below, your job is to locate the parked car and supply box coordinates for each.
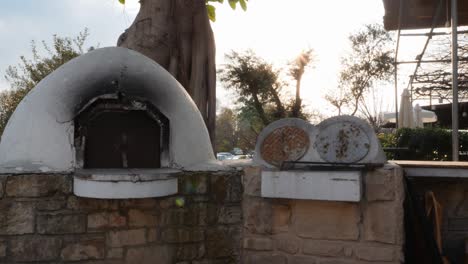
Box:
[232,155,249,160]
[216,152,234,161]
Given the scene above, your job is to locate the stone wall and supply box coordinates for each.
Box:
[0,164,406,263]
[242,164,405,264]
[0,171,242,263]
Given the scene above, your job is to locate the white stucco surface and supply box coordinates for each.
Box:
[261,170,362,202]
[0,47,216,173]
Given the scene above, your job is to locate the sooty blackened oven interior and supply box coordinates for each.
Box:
[75,96,169,169]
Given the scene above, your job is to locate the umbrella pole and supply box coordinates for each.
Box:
[452,0,459,161]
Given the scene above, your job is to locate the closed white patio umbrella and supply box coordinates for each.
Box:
[414,104,424,128]
[381,90,438,127]
[399,89,414,128]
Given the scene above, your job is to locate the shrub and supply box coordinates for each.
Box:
[379,128,468,161]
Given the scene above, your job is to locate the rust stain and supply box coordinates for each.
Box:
[261,126,309,167]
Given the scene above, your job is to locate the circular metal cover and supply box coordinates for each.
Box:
[314,121,371,163]
[260,126,310,166]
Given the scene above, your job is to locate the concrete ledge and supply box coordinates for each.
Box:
[392,160,468,178]
[73,169,178,199]
[261,170,361,202]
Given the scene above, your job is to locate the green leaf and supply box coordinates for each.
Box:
[118,0,125,4]
[207,4,216,22]
[228,0,237,10]
[239,0,247,11]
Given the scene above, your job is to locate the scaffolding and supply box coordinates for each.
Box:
[390,0,463,160]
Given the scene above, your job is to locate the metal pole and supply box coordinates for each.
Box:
[394,31,401,128]
[452,0,459,161]
[394,0,403,129]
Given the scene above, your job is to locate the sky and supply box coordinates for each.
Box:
[0,0,430,118]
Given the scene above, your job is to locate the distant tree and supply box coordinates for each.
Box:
[1,29,92,135]
[0,88,29,135]
[219,50,287,127]
[289,48,314,118]
[215,107,238,153]
[219,50,313,127]
[327,24,394,127]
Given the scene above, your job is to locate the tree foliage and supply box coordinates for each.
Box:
[118,0,248,22]
[219,50,312,127]
[5,29,90,91]
[289,49,314,118]
[215,107,238,152]
[206,0,248,22]
[0,29,92,135]
[219,50,287,127]
[217,50,315,152]
[215,106,266,153]
[326,24,394,127]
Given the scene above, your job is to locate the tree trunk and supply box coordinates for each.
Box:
[117,0,216,147]
[292,73,303,117]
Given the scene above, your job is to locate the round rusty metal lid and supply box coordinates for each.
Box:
[260,126,310,166]
[314,121,371,163]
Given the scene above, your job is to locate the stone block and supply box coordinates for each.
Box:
[161,208,186,226]
[107,248,124,259]
[303,240,345,257]
[184,203,208,226]
[36,195,67,211]
[0,241,5,258]
[159,197,179,209]
[120,198,158,209]
[108,229,146,247]
[61,238,105,261]
[210,173,243,203]
[148,227,159,242]
[205,226,241,258]
[365,167,396,201]
[126,245,174,264]
[0,176,6,198]
[161,228,204,243]
[0,201,34,235]
[245,253,287,264]
[10,236,62,262]
[176,243,205,261]
[293,200,359,240]
[6,174,71,197]
[243,197,272,234]
[272,203,291,233]
[181,174,208,195]
[88,211,126,230]
[274,234,300,254]
[218,205,242,224]
[363,202,397,244]
[37,212,86,234]
[354,246,394,261]
[128,209,158,227]
[290,255,317,264]
[67,196,118,210]
[243,166,262,196]
[243,237,273,251]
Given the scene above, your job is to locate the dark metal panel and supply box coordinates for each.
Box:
[383,0,468,30]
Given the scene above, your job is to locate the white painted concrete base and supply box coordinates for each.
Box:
[261,170,361,202]
[73,169,178,199]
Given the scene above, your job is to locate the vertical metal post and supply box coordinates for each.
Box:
[394,0,403,129]
[394,33,400,129]
[452,0,459,161]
